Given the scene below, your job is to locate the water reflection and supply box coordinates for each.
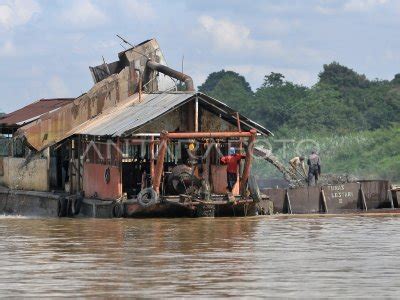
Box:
[0,215,399,298]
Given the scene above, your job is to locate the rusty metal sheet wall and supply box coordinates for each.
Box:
[211,165,239,195]
[289,186,321,214]
[360,180,390,209]
[263,181,392,215]
[262,188,286,213]
[83,163,122,200]
[20,72,130,151]
[322,183,360,213]
[19,39,166,151]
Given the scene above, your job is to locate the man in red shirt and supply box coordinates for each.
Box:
[220,147,246,192]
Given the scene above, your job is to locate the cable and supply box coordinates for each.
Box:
[116,34,149,59]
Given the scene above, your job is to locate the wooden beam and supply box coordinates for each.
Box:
[149,136,155,179]
[153,132,168,194]
[240,129,257,197]
[195,96,199,132]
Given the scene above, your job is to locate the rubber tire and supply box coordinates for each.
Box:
[112,202,123,218]
[57,198,68,217]
[248,174,262,202]
[137,188,158,208]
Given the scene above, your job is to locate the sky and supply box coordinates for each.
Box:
[0,0,399,113]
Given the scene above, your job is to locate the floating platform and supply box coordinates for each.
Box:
[0,180,397,218]
[263,180,398,214]
[0,186,272,218]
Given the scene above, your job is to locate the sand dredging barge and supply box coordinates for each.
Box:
[0,38,398,218]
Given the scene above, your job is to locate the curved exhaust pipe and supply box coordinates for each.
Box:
[146,60,194,91]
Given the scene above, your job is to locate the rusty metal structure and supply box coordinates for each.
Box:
[0,98,73,135]
[263,180,398,214]
[1,38,273,218]
[1,37,397,219]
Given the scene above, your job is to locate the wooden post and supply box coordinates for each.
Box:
[117,137,122,197]
[240,129,257,197]
[203,145,210,185]
[77,135,81,193]
[321,189,328,213]
[45,147,51,191]
[69,138,73,194]
[153,132,168,194]
[195,96,199,132]
[360,186,368,211]
[388,189,394,209]
[236,112,244,176]
[149,136,155,179]
[285,189,293,214]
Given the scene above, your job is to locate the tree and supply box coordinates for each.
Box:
[198,70,254,113]
[262,72,285,87]
[196,64,400,181]
[252,77,308,131]
[392,74,400,85]
[318,62,369,89]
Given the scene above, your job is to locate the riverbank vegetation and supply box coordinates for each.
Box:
[199,63,400,182]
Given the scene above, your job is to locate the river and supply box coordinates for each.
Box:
[0,215,399,298]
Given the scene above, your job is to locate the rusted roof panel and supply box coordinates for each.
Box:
[74,92,196,136]
[0,98,74,127]
[71,92,272,137]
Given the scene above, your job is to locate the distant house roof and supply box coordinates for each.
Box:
[0,98,74,128]
[69,92,272,137]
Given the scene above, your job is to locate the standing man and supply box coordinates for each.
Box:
[307,150,321,186]
[289,156,306,177]
[220,147,245,193]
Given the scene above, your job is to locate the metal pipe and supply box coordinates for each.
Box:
[153,132,168,194]
[146,60,194,91]
[166,131,254,139]
[240,129,257,197]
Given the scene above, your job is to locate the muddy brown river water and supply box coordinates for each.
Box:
[0,215,399,298]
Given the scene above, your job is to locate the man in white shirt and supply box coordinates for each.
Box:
[289,156,306,177]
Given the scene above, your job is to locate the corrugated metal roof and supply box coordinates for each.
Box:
[0,98,74,127]
[74,92,196,136]
[71,92,272,137]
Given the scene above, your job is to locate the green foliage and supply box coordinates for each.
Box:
[198,70,253,112]
[251,74,308,131]
[198,62,400,181]
[392,74,400,85]
[318,62,369,89]
[262,72,285,87]
[199,63,400,134]
[253,125,400,182]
